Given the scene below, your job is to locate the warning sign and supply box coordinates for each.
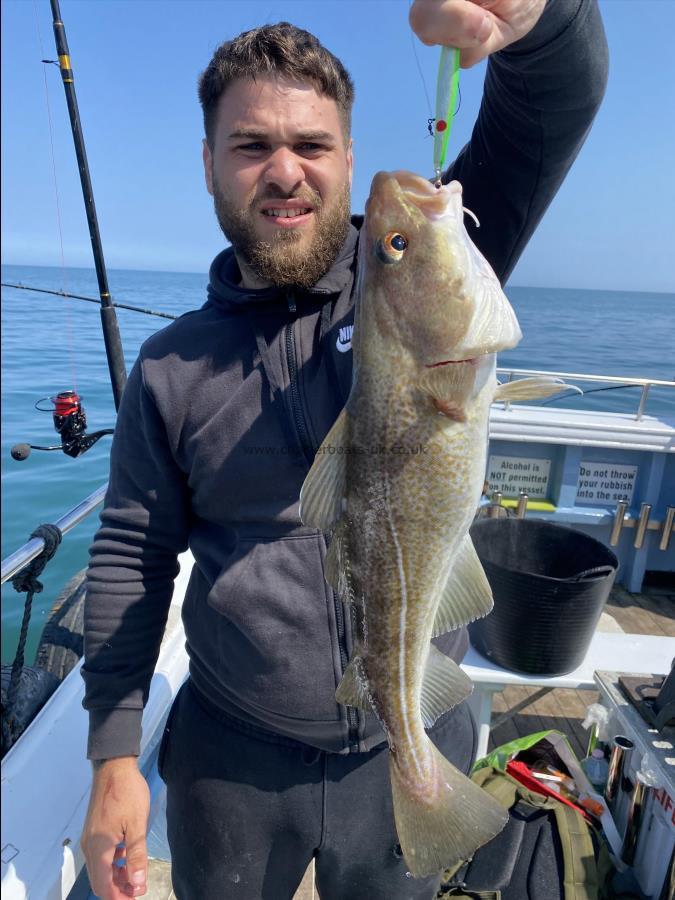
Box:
[575,462,637,506]
[486,456,551,499]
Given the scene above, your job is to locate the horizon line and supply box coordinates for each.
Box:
[2,260,674,297]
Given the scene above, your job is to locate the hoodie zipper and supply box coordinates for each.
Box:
[285,293,314,467]
[285,291,360,752]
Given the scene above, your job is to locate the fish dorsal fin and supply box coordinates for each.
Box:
[299,408,349,529]
[432,534,493,638]
[494,377,582,403]
[335,654,372,711]
[325,517,354,603]
[420,645,473,728]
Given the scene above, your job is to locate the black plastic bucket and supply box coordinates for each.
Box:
[468,518,619,676]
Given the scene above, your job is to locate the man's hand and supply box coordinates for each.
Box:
[409,0,546,68]
[81,757,150,899]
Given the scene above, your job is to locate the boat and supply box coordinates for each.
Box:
[2,368,673,899]
[2,4,673,898]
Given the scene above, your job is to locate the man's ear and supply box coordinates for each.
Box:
[347,138,354,188]
[202,138,214,196]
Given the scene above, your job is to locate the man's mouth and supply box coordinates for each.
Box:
[261,207,313,219]
[259,200,316,228]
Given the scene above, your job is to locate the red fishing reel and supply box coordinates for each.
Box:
[50,391,88,450]
[10,390,114,461]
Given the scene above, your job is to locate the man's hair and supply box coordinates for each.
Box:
[198,22,355,149]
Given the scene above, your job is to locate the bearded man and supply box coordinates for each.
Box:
[80,1,608,897]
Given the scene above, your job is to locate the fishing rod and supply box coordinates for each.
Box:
[9,1,129,463]
[47,0,127,411]
[1,281,178,321]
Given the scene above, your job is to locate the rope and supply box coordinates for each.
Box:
[4,525,63,723]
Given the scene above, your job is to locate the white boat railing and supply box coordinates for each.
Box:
[1,484,108,585]
[2,369,673,585]
[496,367,675,421]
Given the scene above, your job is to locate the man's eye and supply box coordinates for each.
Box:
[298,143,322,152]
[239,142,266,151]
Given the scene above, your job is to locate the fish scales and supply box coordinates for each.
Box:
[301,170,574,877]
[347,368,490,778]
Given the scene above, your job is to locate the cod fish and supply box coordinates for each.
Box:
[300,171,570,878]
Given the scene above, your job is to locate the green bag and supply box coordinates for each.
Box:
[438,735,614,900]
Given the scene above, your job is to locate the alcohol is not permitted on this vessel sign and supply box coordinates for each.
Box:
[575,461,638,506]
[486,455,551,499]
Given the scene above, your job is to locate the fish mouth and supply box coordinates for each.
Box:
[370,171,460,220]
[425,357,477,368]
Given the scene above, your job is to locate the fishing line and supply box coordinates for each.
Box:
[32,0,77,391]
[409,12,434,123]
[408,3,462,184]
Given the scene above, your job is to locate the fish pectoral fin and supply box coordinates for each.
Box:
[418,364,467,415]
[335,655,372,711]
[432,534,493,637]
[420,645,473,728]
[299,408,349,529]
[493,376,582,403]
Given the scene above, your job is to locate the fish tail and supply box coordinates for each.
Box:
[389,742,508,879]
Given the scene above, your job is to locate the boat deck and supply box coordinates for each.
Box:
[291,578,674,900]
[145,579,674,900]
[488,576,674,759]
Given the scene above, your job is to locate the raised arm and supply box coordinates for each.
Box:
[411,0,609,282]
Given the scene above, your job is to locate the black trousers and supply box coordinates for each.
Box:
[160,681,477,900]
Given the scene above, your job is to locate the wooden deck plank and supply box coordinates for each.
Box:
[605,597,656,635]
[488,714,520,751]
[607,593,670,636]
[623,589,674,636]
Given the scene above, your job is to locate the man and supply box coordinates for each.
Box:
[80,1,608,897]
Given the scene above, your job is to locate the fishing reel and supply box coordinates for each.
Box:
[10,390,114,461]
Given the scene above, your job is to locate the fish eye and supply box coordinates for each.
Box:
[375,231,408,265]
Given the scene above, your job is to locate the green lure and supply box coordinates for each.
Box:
[433,46,460,187]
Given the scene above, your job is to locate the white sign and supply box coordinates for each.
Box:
[487,455,551,499]
[576,461,638,506]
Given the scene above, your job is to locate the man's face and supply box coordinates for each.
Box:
[203,75,353,288]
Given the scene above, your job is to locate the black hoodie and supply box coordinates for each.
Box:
[83,0,608,759]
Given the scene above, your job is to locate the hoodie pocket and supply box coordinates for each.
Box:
[205,533,343,723]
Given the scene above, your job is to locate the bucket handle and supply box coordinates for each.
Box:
[569,565,616,582]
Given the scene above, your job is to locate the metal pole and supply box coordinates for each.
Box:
[1,484,108,584]
[49,0,127,410]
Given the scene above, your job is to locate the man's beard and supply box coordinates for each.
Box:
[212,175,351,289]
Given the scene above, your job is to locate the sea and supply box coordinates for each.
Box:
[1,263,674,664]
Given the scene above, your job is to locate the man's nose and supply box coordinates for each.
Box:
[262,148,305,194]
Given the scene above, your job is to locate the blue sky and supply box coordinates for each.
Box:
[2,0,674,292]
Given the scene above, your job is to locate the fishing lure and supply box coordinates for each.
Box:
[433,46,460,188]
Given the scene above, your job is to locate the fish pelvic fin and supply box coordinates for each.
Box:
[325,517,353,602]
[431,534,493,638]
[421,645,473,728]
[390,743,508,878]
[335,655,372,711]
[299,408,349,529]
[493,376,582,403]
